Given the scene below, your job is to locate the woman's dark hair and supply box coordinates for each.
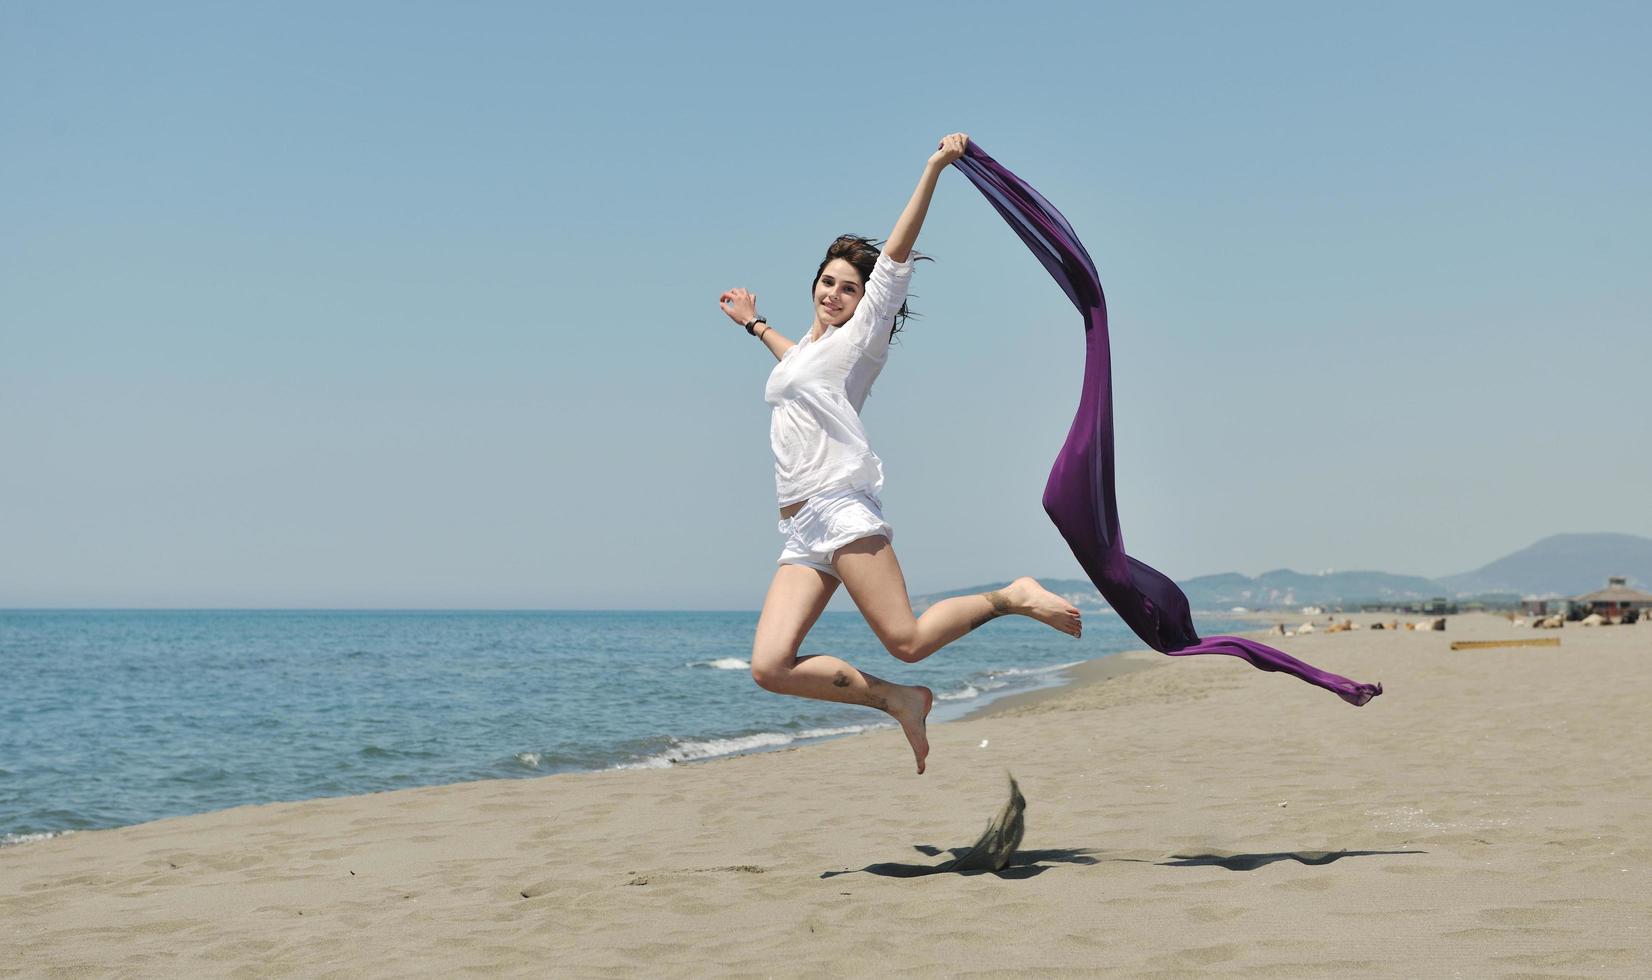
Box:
[812,234,930,343]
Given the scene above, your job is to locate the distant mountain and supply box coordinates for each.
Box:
[912,570,1444,614]
[1179,569,1446,608]
[912,532,1652,612]
[1436,533,1652,597]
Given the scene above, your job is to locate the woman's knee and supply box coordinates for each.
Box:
[883,629,926,663]
[750,654,790,692]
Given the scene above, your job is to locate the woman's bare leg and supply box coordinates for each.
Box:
[833,536,1082,664]
[750,563,935,773]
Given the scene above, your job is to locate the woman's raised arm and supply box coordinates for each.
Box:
[882,133,968,263]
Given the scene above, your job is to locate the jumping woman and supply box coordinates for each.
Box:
[717,133,1083,775]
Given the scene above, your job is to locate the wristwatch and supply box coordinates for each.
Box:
[743,315,768,336]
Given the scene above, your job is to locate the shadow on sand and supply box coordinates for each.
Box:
[824,773,1064,879]
[819,774,1424,880]
[823,847,1424,879]
[820,845,1100,880]
[1123,849,1427,872]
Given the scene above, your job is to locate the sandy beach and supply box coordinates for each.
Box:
[5,613,1650,977]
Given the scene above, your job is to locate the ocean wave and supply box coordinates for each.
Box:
[934,660,1087,704]
[515,752,544,768]
[614,723,886,770]
[986,660,1085,678]
[686,657,750,670]
[360,744,421,759]
[2,830,76,848]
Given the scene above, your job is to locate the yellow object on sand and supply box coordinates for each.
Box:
[1449,638,1562,650]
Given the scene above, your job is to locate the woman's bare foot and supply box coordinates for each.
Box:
[1003,577,1083,638]
[886,685,933,774]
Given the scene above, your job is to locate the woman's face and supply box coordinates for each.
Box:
[814,259,865,327]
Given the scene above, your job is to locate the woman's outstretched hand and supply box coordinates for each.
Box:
[928,132,969,169]
[719,287,758,328]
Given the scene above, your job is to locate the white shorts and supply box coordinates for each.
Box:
[776,488,894,580]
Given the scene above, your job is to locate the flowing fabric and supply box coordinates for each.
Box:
[952,143,1381,707]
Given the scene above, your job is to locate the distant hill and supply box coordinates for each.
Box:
[1179,569,1446,608]
[1436,533,1652,597]
[911,532,1652,611]
[911,570,1444,614]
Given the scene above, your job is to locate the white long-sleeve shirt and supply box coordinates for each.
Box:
[764,252,914,506]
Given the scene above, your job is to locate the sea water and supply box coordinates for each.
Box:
[0,608,1249,843]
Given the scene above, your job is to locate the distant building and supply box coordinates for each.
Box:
[1361,597,1463,614]
[1571,576,1652,618]
[1520,595,1567,617]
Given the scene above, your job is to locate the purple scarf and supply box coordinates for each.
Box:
[952,143,1381,707]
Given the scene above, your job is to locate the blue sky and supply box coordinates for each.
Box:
[3,1,1648,609]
